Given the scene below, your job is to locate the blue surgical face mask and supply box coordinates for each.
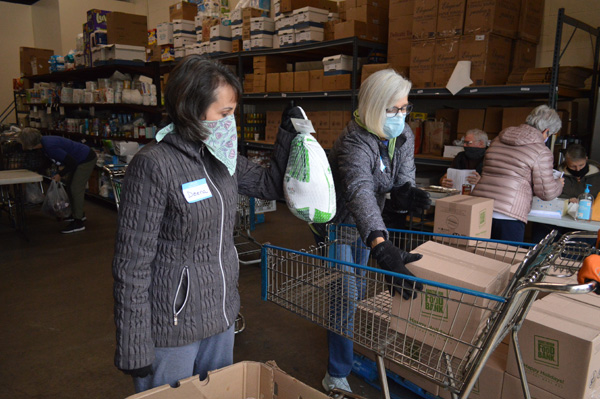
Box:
[382,113,406,139]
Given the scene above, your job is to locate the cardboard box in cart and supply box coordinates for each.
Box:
[390,241,511,359]
[127,361,329,399]
[434,195,494,242]
[505,295,600,399]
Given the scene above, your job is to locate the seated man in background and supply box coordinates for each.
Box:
[558,143,600,202]
[531,143,600,243]
[440,129,488,188]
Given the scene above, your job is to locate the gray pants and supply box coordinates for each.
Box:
[133,324,235,393]
[67,156,96,220]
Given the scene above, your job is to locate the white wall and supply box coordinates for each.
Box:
[538,0,600,68]
[31,0,61,55]
[0,3,34,124]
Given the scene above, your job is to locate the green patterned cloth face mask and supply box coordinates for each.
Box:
[155,114,238,176]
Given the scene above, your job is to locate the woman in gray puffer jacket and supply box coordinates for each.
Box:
[112,56,299,393]
[472,105,564,242]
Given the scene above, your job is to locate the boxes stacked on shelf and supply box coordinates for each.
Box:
[307,110,351,148]
[173,18,196,58]
[276,12,295,47]
[387,0,413,74]
[336,0,388,43]
[201,17,220,42]
[169,1,198,21]
[250,17,275,49]
[433,37,460,87]
[19,47,54,76]
[146,29,160,62]
[293,6,328,44]
[209,24,233,54]
[244,112,266,141]
[253,55,287,92]
[243,8,265,50]
[156,22,175,62]
[410,39,435,88]
[265,110,281,142]
[322,54,354,91]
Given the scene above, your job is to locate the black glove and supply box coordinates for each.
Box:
[390,182,432,215]
[119,365,153,379]
[280,104,306,134]
[371,240,423,300]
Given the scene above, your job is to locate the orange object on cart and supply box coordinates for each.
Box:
[577,254,600,295]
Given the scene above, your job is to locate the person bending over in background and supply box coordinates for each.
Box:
[18,128,97,234]
[439,128,488,188]
[531,143,600,242]
[472,105,564,242]
[112,56,300,394]
[311,69,430,394]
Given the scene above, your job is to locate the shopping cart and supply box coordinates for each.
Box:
[261,225,599,399]
[102,164,126,210]
[234,194,275,266]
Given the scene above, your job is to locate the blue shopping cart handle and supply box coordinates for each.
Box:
[262,243,507,303]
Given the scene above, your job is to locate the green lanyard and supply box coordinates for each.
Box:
[353,110,395,160]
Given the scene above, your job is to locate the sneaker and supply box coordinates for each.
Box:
[322,372,352,393]
[64,215,86,222]
[61,220,85,234]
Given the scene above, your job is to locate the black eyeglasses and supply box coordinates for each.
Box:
[386,102,413,118]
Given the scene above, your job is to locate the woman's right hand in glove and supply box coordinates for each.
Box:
[371,240,423,299]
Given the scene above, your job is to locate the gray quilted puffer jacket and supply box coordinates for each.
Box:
[113,128,293,371]
[472,124,563,223]
[314,119,416,244]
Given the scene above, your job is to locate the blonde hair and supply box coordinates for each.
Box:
[357,69,412,137]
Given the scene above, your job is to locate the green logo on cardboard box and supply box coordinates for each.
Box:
[421,288,448,320]
[479,209,486,227]
[534,336,559,368]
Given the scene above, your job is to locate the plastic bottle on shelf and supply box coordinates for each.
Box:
[576,184,594,221]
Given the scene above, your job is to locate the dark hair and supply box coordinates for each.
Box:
[565,143,588,161]
[164,55,242,143]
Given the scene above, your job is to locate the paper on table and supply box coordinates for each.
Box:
[446,61,473,95]
[447,168,476,191]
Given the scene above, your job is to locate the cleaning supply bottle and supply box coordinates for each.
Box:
[577,184,594,221]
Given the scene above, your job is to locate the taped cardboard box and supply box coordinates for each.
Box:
[20,47,54,76]
[518,0,544,44]
[511,39,538,73]
[390,240,511,359]
[410,39,435,88]
[411,0,437,40]
[436,0,466,38]
[346,4,388,26]
[433,195,494,242]
[459,34,512,86]
[107,12,148,47]
[361,63,390,83]
[505,295,600,399]
[334,20,367,40]
[501,372,562,399]
[433,37,460,87]
[127,361,329,398]
[169,1,197,22]
[389,0,415,16]
[439,343,507,399]
[464,0,521,39]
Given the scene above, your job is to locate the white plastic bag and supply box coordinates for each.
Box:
[284,116,336,223]
[42,180,71,218]
[25,183,44,204]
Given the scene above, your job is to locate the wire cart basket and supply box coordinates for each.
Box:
[261,224,600,399]
[235,194,275,266]
[101,164,127,210]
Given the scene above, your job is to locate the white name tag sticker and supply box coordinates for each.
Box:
[379,157,386,172]
[182,178,212,203]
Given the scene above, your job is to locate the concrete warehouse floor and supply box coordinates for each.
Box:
[0,198,424,399]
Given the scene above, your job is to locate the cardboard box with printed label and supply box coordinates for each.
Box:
[329,111,345,130]
[434,195,494,241]
[512,39,538,73]
[313,111,330,129]
[390,240,511,359]
[457,108,486,134]
[309,69,324,91]
[389,0,415,18]
[436,0,466,37]
[157,22,174,45]
[439,343,508,399]
[346,4,388,26]
[388,16,413,49]
[501,372,562,399]
[322,54,353,75]
[127,361,330,399]
[505,295,600,399]
[106,12,148,47]
[412,0,437,40]
[169,1,197,22]
[464,0,521,39]
[433,37,460,87]
[459,34,513,86]
[20,47,54,76]
[410,39,435,88]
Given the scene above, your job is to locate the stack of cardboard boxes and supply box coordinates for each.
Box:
[334,0,388,43]
[252,55,287,92]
